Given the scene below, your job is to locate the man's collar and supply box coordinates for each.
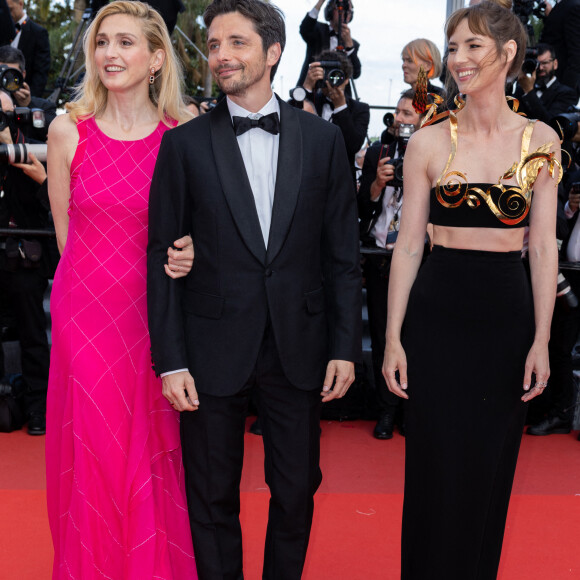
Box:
[226,92,279,119]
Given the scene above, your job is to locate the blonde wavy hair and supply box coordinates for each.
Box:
[67,0,191,125]
[402,38,443,80]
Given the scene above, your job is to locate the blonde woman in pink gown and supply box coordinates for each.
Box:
[46,2,197,578]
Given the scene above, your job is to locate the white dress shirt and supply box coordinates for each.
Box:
[227,93,280,246]
[564,201,580,261]
[10,11,26,48]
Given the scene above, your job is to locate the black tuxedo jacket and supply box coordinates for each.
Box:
[514,78,578,123]
[147,97,362,396]
[312,92,369,170]
[297,13,361,88]
[17,19,51,97]
[357,140,396,242]
[540,0,580,96]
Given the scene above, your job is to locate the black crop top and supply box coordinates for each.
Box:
[430,112,562,228]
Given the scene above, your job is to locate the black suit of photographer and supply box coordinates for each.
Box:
[298,10,361,96]
[358,140,405,421]
[540,0,580,96]
[13,19,51,98]
[0,94,52,424]
[514,78,578,124]
[539,175,580,426]
[310,90,369,177]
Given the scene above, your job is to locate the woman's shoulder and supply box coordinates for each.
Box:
[407,119,449,152]
[528,119,560,153]
[48,112,79,143]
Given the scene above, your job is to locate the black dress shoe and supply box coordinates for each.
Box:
[398,422,406,437]
[27,412,46,436]
[249,417,262,436]
[373,413,394,440]
[527,415,571,436]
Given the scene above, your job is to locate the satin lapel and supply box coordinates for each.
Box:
[266,99,303,265]
[210,99,266,265]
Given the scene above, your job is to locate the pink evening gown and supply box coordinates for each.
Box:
[46,117,197,579]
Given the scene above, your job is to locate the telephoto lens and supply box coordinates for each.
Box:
[0,65,24,93]
[0,143,48,164]
[557,272,579,309]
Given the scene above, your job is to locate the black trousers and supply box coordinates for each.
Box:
[180,322,322,580]
[546,268,580,421]
[363,254,404,415]
[0,260,49,415]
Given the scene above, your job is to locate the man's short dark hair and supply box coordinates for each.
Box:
[316,49,353,80]
[536,43,556,61]
[0,45,26,71]
[203,0,286,81]
[400,89,415,101]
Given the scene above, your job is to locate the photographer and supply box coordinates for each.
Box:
[514,43,578,123]
[358,89,422,439]
[297,0,360,95]
[527,177,580,436]
[540,0,580,96]
[5,0,51,97]
[0,48,53,436]
[303,49,369,177]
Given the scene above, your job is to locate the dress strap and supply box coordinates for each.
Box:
[520,119,536,161]
[435,111,458,191]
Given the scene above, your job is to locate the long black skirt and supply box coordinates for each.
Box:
[401,245,534,580]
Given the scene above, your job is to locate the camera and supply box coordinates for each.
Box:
[513,1,548,25]
[549,110,580,141]
[0,143,48,164]
[379,118,416,188]
[521,47,539,76]
[0,64,24,94]
[0,104,46,133]
[315,60,346,89]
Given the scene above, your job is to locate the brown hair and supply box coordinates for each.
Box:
[446,1,526,84]
[204,0,286,81]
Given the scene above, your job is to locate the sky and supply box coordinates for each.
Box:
[269,0,456,138]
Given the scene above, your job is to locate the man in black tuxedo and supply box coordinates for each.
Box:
[302,49,369,178]
[514,43,578,123]
[297,0,360,91]
[6,0,50,97]
[540,0,580,96]
[147,1,361,579]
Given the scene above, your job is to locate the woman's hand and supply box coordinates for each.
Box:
[382,339,409,399]
[521,340,550,402]
[12,153,47,184]
[165,235,194,279]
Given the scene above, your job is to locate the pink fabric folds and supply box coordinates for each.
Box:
[46,117,196,579]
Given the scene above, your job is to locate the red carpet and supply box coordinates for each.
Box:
[1,420,579,579]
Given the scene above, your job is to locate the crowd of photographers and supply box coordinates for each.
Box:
[1,0,580,440]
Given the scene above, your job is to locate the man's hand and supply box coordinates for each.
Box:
[340,23,353,48]
[321,359,355,402]
[11,152,46,184]
[370,156,395,200]
[569,184,580,212]
[13,81,31,107]
[161,371,199,412]
[517,69,536,94]
[304,61,324,92]
[325,78,348,109]
[165,235,194,279]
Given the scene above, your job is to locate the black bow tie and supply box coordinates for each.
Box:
[14,22,21,32]
[232,112,280,136]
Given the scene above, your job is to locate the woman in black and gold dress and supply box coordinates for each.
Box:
[383,3,562,579]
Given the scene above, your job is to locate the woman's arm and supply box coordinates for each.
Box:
[523,123,561,401]
[47,114,78,254]
[382,130,432,398]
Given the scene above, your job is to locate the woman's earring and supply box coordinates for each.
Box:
[149,67,155,85]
